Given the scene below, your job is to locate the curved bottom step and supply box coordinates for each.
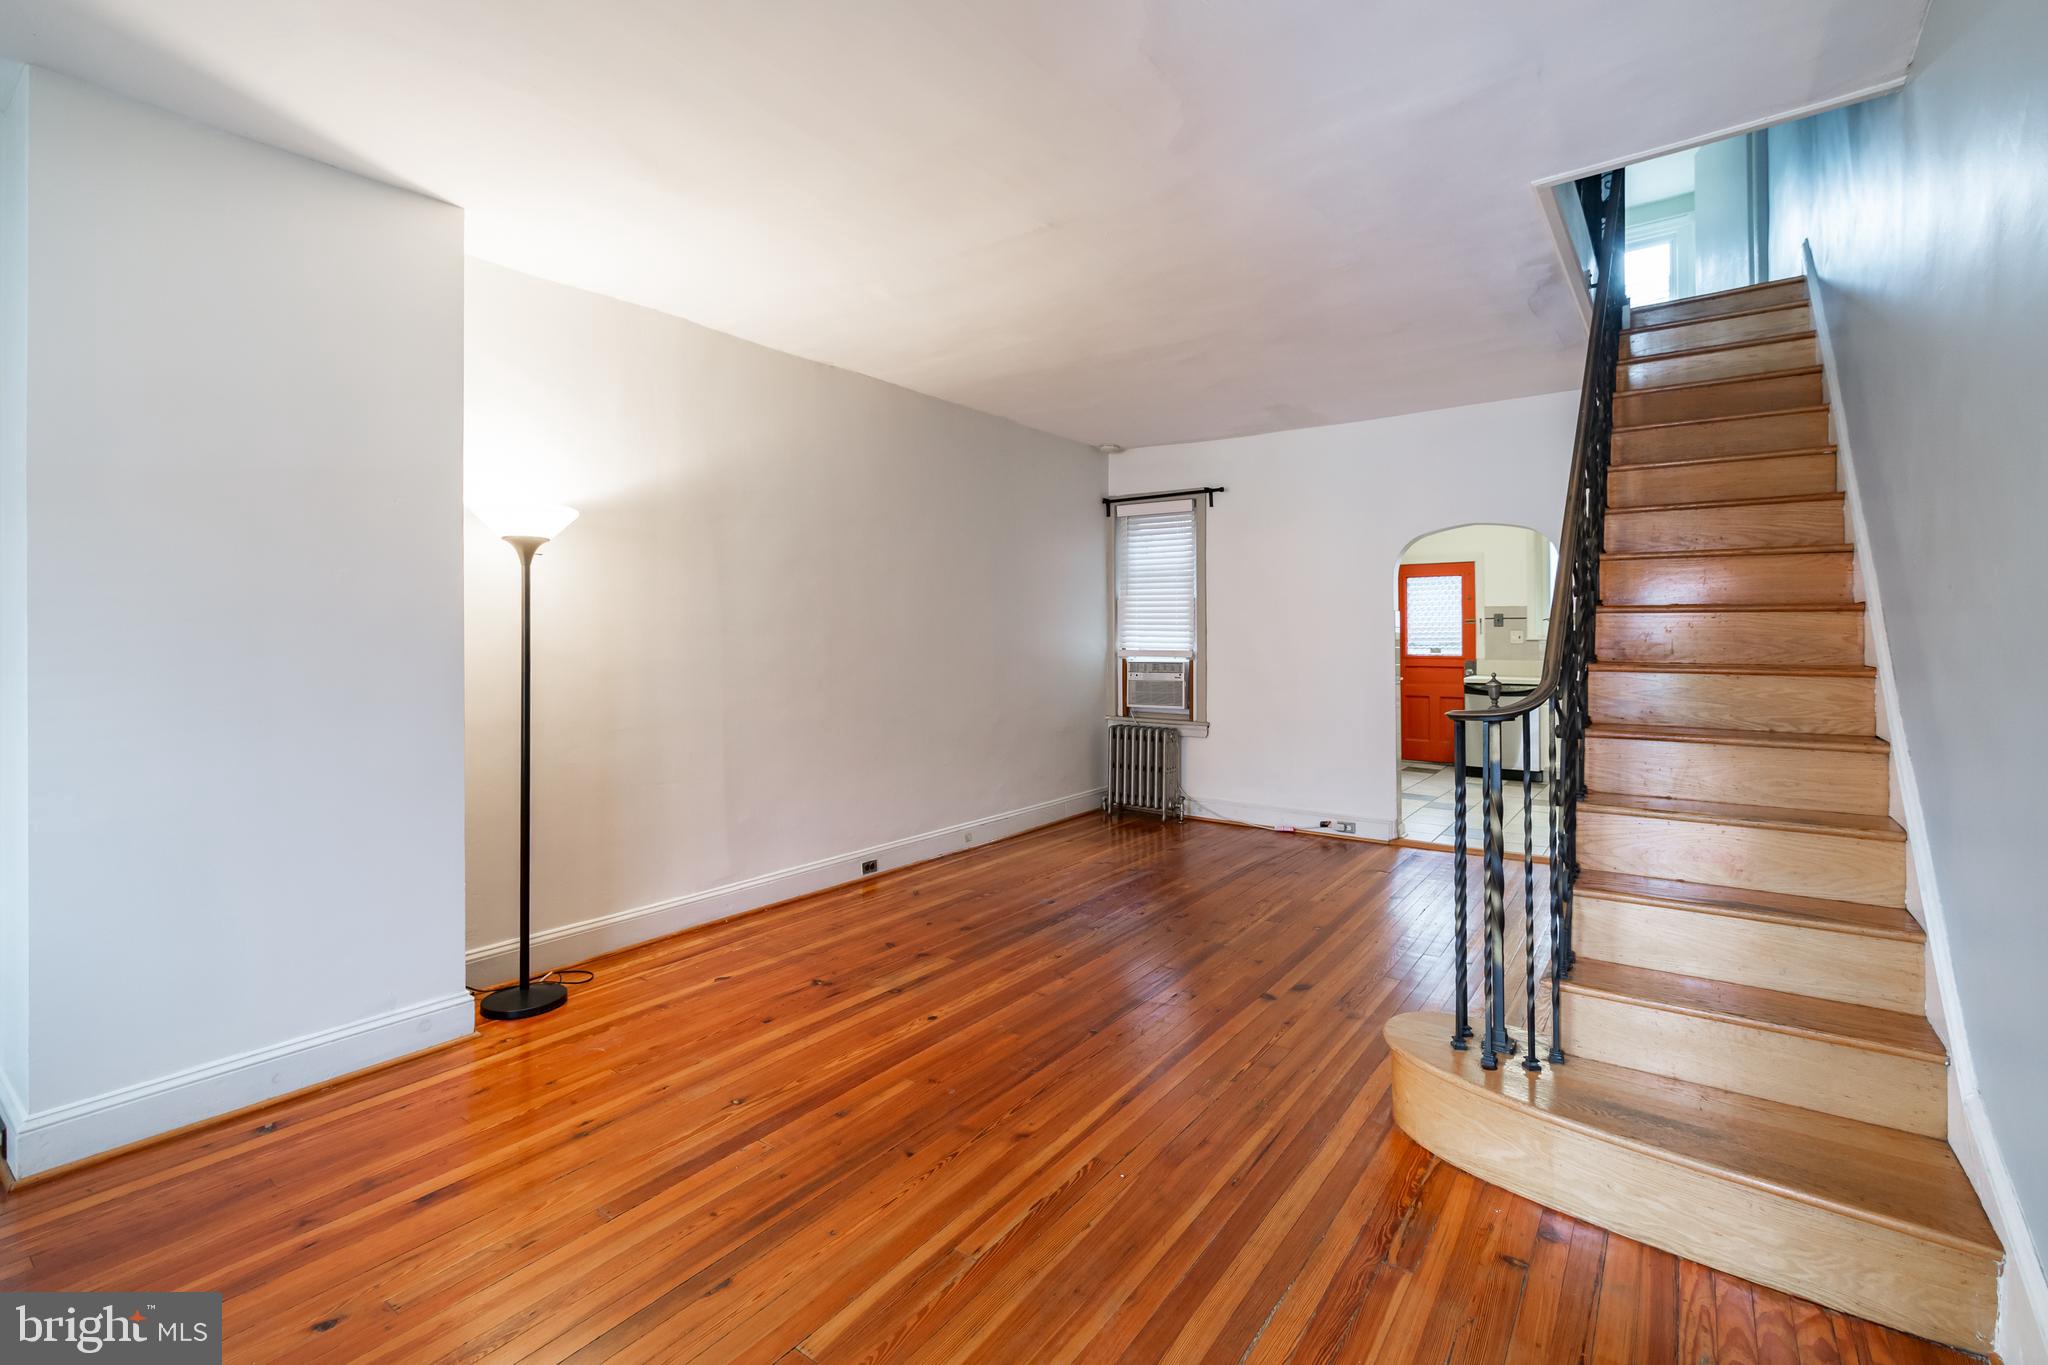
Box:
[1384,1011,1999,1352]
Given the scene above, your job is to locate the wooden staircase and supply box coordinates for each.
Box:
[1387,277,2004,1352]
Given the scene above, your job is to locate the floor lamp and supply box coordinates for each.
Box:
[470,500,579,1021]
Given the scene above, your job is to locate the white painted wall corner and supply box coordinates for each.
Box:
[1806,241,2047,1364]
[465,789,1107,988]
[0,1065,29,1178]
[0,993,474,1182]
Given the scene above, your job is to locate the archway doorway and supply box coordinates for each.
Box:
[1395,523,1556,846]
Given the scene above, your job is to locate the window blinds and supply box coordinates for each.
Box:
[1117,505,1197,657]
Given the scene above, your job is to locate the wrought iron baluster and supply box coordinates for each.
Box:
[1451,723,1470,1049]
[1522,715,1540,1071]
[1481,720,1512,1064]
[1549,694,1566,1063]
[1478,721,1499,1070]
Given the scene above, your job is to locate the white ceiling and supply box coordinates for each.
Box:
[0,1,1927,448]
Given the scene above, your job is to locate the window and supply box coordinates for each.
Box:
[1403,573,1464,656]
[1625,241,1674,305]
[1114,499,1202,721]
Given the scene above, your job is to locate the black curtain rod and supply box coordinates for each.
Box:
[1102,486,1226,516]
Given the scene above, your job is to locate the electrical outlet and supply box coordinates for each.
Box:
[1337,821,1357,834]
[861,859,879,875]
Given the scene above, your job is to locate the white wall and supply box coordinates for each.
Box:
[1767,0,2048,1352]
[1692,134,1758,294]
[1107,392,1577,839]
[462,262,1107,982]
[0,65,28,1120]
[0,69,470,1176]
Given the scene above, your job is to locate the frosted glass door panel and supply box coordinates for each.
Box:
[1405,575,1463,656]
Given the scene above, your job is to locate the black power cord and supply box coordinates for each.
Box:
[467,966,594,998]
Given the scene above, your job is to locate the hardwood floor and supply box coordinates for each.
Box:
[0,818,1976,1362]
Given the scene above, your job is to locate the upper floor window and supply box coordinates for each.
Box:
[1625,239,1676,305]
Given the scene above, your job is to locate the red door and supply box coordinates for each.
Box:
[1399,561,1477,764]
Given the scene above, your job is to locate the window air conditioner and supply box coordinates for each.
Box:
[1125,658,1191,718]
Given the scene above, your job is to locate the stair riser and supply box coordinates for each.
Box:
[1560,992,1945,1138]
[1620,336,1819,391]
[1585,736,1889,815]
[1629,281,1809,329]
[1601,551,1853,607]
[1597,610,1865,667]
[1625,306,1813,359]
[1589,670,1877,735]
[1615,371,1823,429]
[1613,410,1831,465]
[1388,1045,1996,1351]
[1605,500,1845,553]
[1579,809,1905,905]
[1573,894,1924,1012]
[1610,452,1837,509]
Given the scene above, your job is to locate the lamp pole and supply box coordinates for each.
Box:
[480,532,570,1020]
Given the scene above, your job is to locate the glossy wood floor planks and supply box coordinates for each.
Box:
[0,818,1974,1362]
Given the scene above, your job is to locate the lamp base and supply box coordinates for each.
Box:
[479,980,568,1020]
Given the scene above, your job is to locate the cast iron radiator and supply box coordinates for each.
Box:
[1105,721,1185,821]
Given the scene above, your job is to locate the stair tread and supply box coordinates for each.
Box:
[1385,1012,1998,1257]
[1617,404,1829,434]
[1608,492,1844,514]
[1615,445,1837,472]
[1586,723,1887,753]
[1574,869,1923,941]
[1616,373,1828,432]
[1599,601,1864,614]
[1625,300,1814,337]
[1581,791,1906,841]
[1616,365,1823,397]
[1600,544,1853,562]
[1620,330,1818,367]
[1628,290,1813,333]
[1630,280,1810,317]
[1633,278,1809,312]
[1589,661,1876,678]
[1563,960,1942,1062]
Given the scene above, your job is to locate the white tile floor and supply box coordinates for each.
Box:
[1400,760,1555,852]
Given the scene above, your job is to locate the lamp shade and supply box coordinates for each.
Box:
[469,500,579,541]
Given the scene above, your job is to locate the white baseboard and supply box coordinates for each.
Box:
[0,992,474,1181]
[1182,794,1397,843]
[1806,243,2045,1363]
[1950,1086,2048,1364]
[465,789,1107,988]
